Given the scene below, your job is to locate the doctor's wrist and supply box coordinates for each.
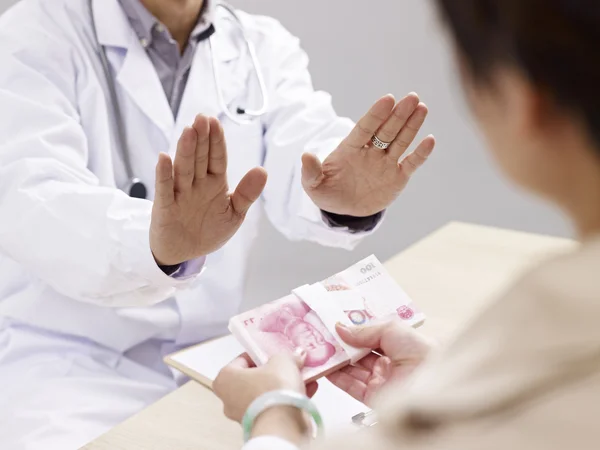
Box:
[151,249,182,272]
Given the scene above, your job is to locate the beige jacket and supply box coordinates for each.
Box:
[315,235,600,450]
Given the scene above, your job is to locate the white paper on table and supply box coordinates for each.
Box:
[168,335,368,430]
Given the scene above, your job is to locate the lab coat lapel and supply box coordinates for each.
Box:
[171,23,244,155]
[117,44,175,141]
[92,0,174,143]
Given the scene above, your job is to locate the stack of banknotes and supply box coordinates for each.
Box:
[229,255,425,382]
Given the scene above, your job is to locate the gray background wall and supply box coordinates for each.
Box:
[228,0,571,307]
[0,0,571,307]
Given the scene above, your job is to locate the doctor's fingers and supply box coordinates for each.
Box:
[173,126,199,192]
[230,166,268,217]
[387,103,429,160]
[154,152,175,207]
[192,115,211,181]
[372,93,420,148]
[342,95,395,150]
[207,117,228,175]
[398,135,435,178]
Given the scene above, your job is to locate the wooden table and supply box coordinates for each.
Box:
[83,222,575,450]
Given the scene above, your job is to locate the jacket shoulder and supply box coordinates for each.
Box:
[520,237,600,315]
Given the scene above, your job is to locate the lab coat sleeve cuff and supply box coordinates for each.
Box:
[294,188,387,250]
[242,436,300,450]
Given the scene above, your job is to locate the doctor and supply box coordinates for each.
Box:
[0,0,434,447]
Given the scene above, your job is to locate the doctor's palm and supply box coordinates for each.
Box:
[301,94,435,217]
[150,115,267,267]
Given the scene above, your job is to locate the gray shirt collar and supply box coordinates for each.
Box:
[118,0,215,46]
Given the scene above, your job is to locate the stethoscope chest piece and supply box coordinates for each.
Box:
[126,178,148,199]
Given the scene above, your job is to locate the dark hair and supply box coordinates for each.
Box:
[435,0,600,151]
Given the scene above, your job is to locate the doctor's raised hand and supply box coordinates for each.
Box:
[150,115,268,266]
[302,93,435,216]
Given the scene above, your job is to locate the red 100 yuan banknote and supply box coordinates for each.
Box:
[229,256,425,382]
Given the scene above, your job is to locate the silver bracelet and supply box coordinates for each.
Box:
[242,390,323,443]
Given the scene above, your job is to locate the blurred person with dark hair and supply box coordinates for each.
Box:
[215,1,600,448]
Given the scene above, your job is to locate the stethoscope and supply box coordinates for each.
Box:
[88,0,269,199]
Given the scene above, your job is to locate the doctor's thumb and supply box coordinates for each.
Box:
[301,153,324,189]
[231,167,268,216]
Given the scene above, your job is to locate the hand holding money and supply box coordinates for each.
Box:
[327,320,435,406]
[213,351,318,421]
[213,351,319,445]
[229,256,426,383]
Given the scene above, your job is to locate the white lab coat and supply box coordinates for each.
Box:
[0,0,374,447]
